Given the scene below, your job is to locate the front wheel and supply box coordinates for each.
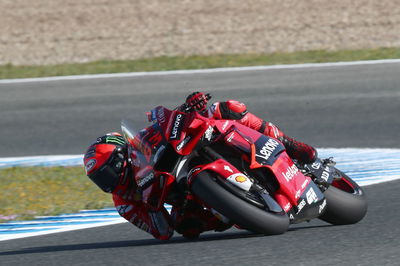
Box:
[319,169,367,225]
[191,171,289,235]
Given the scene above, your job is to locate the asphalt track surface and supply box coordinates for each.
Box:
[1,61,400,265]
[1,61,400,157]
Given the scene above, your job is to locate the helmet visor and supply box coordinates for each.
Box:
[88,149,126,193]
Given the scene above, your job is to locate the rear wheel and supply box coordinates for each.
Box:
[319,169,367,225]
[191,171,289,235]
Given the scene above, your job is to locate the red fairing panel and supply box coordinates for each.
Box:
[188,159,244,184]
[188,159,255,191]
[269,152,312,206]
[157,107,210,155]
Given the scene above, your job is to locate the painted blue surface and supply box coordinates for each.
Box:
[0,220,121,229]
[0,228,63,234]
[1,148,399,241]
[0,155,83,168]
[318,148,400,186]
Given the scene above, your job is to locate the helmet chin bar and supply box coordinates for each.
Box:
[89,147,127,193]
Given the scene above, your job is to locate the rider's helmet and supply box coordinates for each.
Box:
[83,133,128,193]
[185,91,210,113]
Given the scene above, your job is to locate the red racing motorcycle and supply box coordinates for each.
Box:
[121,102,367,236]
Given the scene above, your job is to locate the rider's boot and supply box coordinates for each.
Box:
[278,134,318,164]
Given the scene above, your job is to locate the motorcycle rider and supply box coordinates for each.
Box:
[83,92,317,240]
[84,132,228,240]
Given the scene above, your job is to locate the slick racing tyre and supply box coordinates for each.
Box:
[191,171,289,235]
[319,169,367,225]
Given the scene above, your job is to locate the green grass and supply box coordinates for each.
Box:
[1,47,400,79]
[0,166,112,222]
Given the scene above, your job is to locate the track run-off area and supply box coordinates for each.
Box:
[1,148,400,242]
[0,60,399,265]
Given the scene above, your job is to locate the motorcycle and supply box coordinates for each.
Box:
[121,99,367,236]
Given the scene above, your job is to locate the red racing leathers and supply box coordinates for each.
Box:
[111,144,175,240]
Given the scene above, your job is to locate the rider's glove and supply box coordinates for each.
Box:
[185,91,209,113]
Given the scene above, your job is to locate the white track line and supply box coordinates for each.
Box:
[1,59,400,84]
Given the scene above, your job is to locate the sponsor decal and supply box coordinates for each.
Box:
[210,103,217,114]
[170,114,184,140]
[137,171,155,188]
[207,103,218,117]
[224,165,234,173]
[176,141,184,151]
[105,136,126,146]
[321,166,330,182]
[227,132,235,142]
[227,173,252,191]
[295,189,301,199]
[289,213,295,220]
[282,164,299,182]
[319,199,327,214]
[176,136,191,151]
[256,138,280,161]
[269,123,280,138]
[150,109,157,122]
[84,146,96,159]
[85,159,96,173]
[283,202,292,212]
[311,162,322,170]
[189,168,200,175]
[222,121,229,131]
[157,107,166,123]
[204,126,213,141]
[301,178,309,189]
[188,167,201,177]
[306,187,318,204]
[296,199,306,214]
[235,175,248,183]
